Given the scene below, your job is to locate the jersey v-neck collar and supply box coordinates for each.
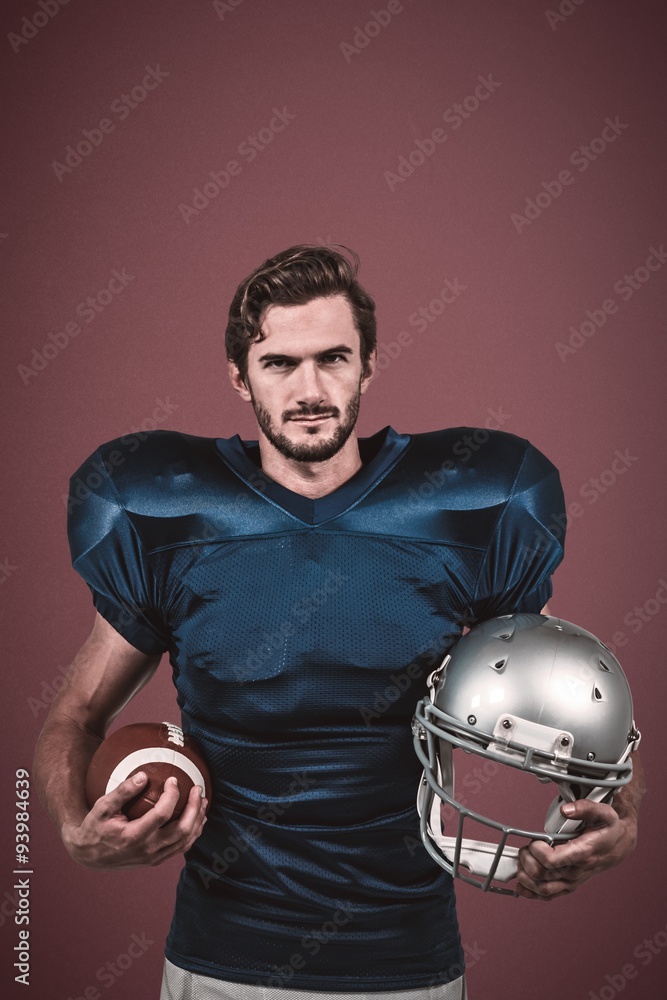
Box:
[214,426,411,525]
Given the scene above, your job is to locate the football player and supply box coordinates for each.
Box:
[35,245,643,999]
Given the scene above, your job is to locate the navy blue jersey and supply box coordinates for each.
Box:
[67,426,565,991]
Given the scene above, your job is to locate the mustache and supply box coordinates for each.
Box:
[284,406,340,420]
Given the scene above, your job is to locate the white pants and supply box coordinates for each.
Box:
[160,958,468,1000]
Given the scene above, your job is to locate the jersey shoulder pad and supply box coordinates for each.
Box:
[405,427,536,499]
[84,429,225,516]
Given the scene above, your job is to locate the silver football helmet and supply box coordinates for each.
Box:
[413,613,640,894]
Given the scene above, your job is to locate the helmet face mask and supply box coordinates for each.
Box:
[413,614,640,895]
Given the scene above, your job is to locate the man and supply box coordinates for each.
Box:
[35,245,643,999]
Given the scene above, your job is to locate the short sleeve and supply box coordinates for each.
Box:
[467,441,565,624]
[67,448,170,655]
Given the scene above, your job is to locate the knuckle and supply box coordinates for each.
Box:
[544,858,566,876]
[153,803,176,824]
[524,859,543,878]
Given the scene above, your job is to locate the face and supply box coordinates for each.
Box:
[229,295,375,463]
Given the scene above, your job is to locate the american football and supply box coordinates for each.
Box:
[86,722,212,821]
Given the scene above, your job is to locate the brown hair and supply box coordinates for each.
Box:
[225,244,377,381]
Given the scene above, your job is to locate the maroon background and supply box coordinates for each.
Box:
[1,1,666,997]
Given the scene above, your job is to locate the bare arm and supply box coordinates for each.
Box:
[516,749,644,899]
[33,612,207,869]
[515,601,645,899]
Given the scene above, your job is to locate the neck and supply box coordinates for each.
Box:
[256,432,364,498]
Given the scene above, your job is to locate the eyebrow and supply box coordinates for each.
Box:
[257,345,355,363]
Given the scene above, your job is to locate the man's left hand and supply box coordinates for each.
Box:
[515,797,638,900]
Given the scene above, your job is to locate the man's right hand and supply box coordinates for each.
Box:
[62,772,208,870]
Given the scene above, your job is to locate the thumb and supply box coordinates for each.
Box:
[92,771,147,819]
[560,797,617,828]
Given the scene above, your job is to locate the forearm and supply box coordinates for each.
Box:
[34,614,162,842]
[31,616,207,869]
[33,714,102,839]
[613,750,644,826]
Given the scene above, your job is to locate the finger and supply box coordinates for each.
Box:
[516,863,579,898]
[179,788,209,850]
[142,784,206,845]
[147,838,193,867]
[560,799,618,828]
[515,879,572,901]
[176,784,206,831]
[517,844,542,879]
[518,845,576,883]
[129,776,182,834]
[150,806,208,861]
[159,787,207,848]
[518,846,553,881]
[524,829,606,870]
[146,843,198,868]
[181,815,208,855]
[520,839,567,872]
[520,840,578,874]
[92,771,148,820]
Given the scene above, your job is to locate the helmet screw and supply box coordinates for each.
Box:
[502,719,512,730]
[587,752,596,761]
[467,715,477,726]
[560,736,570,747]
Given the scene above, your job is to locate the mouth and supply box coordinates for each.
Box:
[288,414,334,424]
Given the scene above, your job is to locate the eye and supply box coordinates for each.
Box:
[320,353,347,365]
[263,358,294,370]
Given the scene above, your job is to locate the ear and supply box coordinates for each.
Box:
[227,359,252,402]
[360,347,377,394]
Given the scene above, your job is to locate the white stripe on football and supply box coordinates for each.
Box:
[105,747,207,795]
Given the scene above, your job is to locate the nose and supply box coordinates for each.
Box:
[294,361,326,409]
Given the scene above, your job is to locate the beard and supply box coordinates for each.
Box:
[248,383,362,463]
